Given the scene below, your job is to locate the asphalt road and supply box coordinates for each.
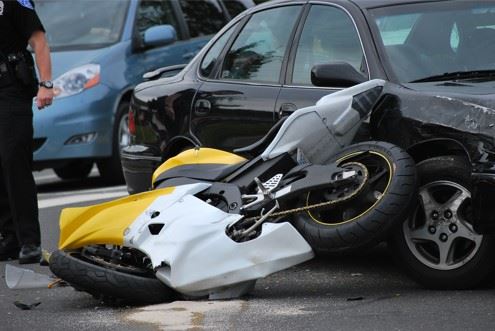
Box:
[1,170,494,331]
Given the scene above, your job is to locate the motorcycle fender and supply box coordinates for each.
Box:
[58,187,176,249]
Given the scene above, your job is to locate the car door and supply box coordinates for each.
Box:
[190,4,304,151]
[276,3,370,117]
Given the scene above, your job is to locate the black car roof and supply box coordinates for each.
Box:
[348,0,450,9]
[253,0,453,11]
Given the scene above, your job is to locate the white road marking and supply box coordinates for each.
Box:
[126,301,245,331]
[37,185,127,199]
[126,300,311,330]
[38,190,128,209]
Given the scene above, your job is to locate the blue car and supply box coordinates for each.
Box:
[32,0,253,182]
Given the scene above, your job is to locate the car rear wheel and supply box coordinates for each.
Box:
[389,156,495,289]
[97,101,130,184]
[54,160,93,180]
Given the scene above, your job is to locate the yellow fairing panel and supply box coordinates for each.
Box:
[58,187,174,250]
[152,148,246,184]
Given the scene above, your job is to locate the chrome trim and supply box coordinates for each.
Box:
[198,77,282,87]
[282,84,343,91]
[121,154,162,162]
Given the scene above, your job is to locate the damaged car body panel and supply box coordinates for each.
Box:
[371,83,495,233]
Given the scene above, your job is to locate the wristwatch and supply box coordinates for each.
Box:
[39,80,54,89]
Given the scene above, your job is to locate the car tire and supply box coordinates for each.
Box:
[97,101,130,184]
[293,141,417,254]
[389,155,495,289]
[49,250,176,305]
[54,161,93,180]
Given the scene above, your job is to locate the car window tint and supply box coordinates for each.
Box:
[221,6,301,83]
[222,0,251,18]
[200,26,236,77]
[292,5,365,86]
[375,14,420,46]
[179,0,227,38]
[136,0,179,36]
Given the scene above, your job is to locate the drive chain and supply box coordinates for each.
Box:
[243,162,369,222]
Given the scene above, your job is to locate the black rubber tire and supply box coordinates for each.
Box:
[49,250,176,305]
[54,161,93,180]
[389,155,495,289]
[97,101,129,184]
[293,141,417,254]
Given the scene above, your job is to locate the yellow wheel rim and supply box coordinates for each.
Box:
[307,150,394,226]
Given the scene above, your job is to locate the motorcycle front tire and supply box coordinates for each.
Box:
[49,250,176,305]
[293,141,417,254]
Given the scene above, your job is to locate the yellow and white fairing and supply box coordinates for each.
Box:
[59,181,313,299]
[122,183,314,298]
[59,147,245,250]
[58,187,175,249]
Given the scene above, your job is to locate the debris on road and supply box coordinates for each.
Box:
[13,301,42,310]
[5,264,53,289]
[346,296,364,301]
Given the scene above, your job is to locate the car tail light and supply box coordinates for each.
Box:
[128,109,136,136]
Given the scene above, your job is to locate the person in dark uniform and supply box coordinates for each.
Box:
[0,0,53,264]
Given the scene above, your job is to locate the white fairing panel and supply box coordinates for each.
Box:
[123,183,314,298]
[261,79,385,164]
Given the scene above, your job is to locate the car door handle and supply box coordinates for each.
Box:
[194,99,211,115]
[279,103,297,117]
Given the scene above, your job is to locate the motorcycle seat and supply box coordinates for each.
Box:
[152,148,248,188]
[233,116,288,159]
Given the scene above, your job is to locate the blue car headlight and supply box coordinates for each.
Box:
[53,64,100,99]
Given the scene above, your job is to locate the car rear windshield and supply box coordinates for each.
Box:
[36,0,129,51]
[369,1,495,82]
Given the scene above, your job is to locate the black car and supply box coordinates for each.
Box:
[122,0,495,289]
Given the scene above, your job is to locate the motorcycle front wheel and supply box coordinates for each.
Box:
[49,249,176,305]
[293,141,417,254]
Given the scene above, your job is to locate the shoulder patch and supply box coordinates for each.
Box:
[17,0,34,10]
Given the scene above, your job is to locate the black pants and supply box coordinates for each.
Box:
[0,96,40,246]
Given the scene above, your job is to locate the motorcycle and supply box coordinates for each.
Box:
[49,79,417,304]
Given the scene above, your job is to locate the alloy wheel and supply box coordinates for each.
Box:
[403,180,482,270]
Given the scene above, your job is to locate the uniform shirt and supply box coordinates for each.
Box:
[0,0,45,54]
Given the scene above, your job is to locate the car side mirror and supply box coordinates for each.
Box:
[311,62,367,88]
[143,25,177,48]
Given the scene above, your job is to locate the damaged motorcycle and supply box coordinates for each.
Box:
[49,79,417,304]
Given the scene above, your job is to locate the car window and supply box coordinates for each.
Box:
[371,2,495,82]
[375,14,420,46]
[136,0,180,37]
[222,0,252,18]
[221,6,301,83]
[179,0,228,38]
[292,5,365,86]
[36,0,129,50]
[200,26,237,77]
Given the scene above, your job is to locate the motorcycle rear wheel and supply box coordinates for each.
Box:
[293,141,417,254]
[49,249,176,305]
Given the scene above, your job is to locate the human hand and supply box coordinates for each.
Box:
[36,87,54,110]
